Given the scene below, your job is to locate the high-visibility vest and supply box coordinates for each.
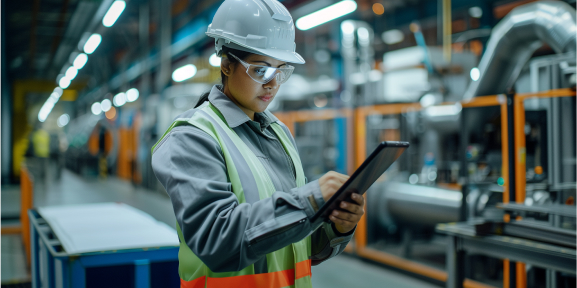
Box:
[154,102,312,288]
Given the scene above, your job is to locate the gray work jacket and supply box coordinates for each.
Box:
[151,85,354,273]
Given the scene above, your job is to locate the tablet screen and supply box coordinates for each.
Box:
[311,141,409,222]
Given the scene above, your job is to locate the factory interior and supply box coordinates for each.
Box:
[1,0,576,287]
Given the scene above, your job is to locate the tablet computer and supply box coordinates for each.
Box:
[311,141,409,222]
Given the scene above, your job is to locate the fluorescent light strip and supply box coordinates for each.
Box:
[73,53,88,69]
[65,67,78,80]
[84,34,102,54]
[296,0,357,31]
[92,102,102,115]
[38,102,55,122]
[126,88,139,102]
[172,64,197,82]
[470,67,480,81]
[59,77,71,89]
[38,87,65,122]
[113,93,127,107]
[101,99,112,112]
[57,114,70,127]
[209,53,221,67]
[103,1,126,27]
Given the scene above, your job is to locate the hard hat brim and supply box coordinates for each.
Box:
[207,32,305,65]
[250,47,305,65]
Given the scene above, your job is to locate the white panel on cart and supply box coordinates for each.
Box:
[37,202,179,254]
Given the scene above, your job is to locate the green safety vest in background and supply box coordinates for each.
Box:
[154,102,312,288]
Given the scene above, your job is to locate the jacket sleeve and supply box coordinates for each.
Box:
[151,126,325,273]
[277,122,356,265]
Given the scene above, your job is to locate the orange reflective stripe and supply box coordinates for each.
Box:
[181,276,206,288]
[183,260,312,288]
[208,269,293,288]
[295,259,312,280]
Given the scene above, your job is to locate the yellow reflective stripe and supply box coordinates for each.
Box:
[202,104,276,197]
[270,123,306,187]
[188,115,247,203]
[151,118,190,154]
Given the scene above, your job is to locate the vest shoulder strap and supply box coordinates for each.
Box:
[151,117,192,154]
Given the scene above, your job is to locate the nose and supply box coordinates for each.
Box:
[263,73,279,90]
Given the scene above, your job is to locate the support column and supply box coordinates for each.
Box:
[71,260,86,288]
[446,235,464,288]
[135,259,151,288]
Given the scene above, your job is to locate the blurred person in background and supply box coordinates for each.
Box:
[28,124,50,185]
[151,0,364,287]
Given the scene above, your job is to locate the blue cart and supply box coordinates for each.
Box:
[29,209,180,288]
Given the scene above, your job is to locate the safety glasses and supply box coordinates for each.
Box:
[228,53,294,85]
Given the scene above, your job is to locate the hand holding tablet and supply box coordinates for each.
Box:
[313,141,409,223]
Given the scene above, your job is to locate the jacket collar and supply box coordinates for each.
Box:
[207,85,279,129]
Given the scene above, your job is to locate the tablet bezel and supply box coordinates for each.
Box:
[310,141,409,222]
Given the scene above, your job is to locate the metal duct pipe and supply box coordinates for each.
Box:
[381,182,463,228]
[463,1,576,100]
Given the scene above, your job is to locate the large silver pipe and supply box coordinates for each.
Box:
[378,182,463,228]
[463,1,576,100]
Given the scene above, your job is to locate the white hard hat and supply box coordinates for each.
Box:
[206,0,305,64]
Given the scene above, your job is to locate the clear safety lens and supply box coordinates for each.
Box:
[248,66,293,85]
[229,53,294,85]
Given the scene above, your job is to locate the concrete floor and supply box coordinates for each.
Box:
[1,168,440,287]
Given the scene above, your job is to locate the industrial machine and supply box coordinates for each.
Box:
[339,2,576,288]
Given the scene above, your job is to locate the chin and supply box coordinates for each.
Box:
[255,106,268,113]
[252,103,270,113]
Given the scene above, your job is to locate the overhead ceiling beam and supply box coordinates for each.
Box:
[28,0,40,77]
[43,0,105,78]
[43,0,70,77]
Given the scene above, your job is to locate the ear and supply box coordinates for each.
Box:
[221,57,233,77]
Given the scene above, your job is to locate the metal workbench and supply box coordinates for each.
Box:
[436,222,576,288]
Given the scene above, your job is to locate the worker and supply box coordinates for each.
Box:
[30,125,50,184]
[151,0,364,287]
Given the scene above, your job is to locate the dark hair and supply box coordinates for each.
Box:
[194,46,253,108]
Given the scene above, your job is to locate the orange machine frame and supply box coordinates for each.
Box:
[352,97,500,288]
[274,108,355,175]
[1,165,35,265]
[507,88,576,288]
[273,88,575,287]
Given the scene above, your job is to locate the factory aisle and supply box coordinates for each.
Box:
[312,255,441,288]
[32,169,177,227]
[2,169,440,287]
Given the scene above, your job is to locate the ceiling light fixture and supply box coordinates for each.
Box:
[113,92,127,107]
[172,64,197,82]
[59,77,71,89]
[296,0,357,31]
[73,53,88,69]
[57,114,70,127]
[470,67,480,81]
[101,99,112,112]
[91,102,102,115]
[382,29,404,45]
[65,67,78,81]
[38,102,55,122]
[103,1,126,27]
[83,34,102,54]
[126,88,139,102]
[209,53,221,67]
